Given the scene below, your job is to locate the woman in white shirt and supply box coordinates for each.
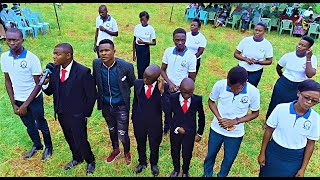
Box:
[132,11,156,79]
[266,35,317,119]
[258,79,320,177]
[186,18,207,75]
[234,22,274,87]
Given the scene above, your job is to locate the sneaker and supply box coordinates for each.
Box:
[124,152,131,166]
[105,150,121,163]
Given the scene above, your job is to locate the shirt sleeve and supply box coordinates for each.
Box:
[236,38,246,52]
[0,54,8,73]
[311,55,318,69]
[249,88,260,111]
[150,26,156,40]
[113,19,119,32]
[199,35,207,48]
[188,54,197,72]
[30,55,42,75]
[266,104,279,128]
[264,42,273,58]
[162,48,169,64]
[307,113,320,140]
[277,54,287,67]
[209,81,221,102]
[95,17,100,28]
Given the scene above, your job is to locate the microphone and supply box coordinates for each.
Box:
[38,63,55,86]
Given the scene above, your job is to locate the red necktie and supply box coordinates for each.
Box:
[182,99,188,113]
[146,84,153,98]
[60,69,67,82]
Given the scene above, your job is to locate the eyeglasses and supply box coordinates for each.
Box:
[301,94,319,105]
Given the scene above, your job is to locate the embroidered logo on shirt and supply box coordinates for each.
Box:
[181,60,187,67]
[240,96,249,104]
[259,49,265,52]
[303,120,311,130]
[20,60,27,69]
[195,41,200,44]
[106,23,110,27]
[145,31,150,36]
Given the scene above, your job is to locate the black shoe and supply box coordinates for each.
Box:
[151,164,159,176]
[41,147,52,161]
[24,146,42,159]
[170,170,179,177]
[134,164,147,174]
[182,173,189,177]
[86,161,95,175]
[64,160,83,170]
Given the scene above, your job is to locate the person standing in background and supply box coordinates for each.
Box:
[132,11,156,79]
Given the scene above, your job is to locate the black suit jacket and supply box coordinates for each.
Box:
[163,92,205,136]
[92,57,135,112]
[131,79,169,125]
[43,60,97,119]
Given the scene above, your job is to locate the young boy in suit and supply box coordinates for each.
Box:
[163,77,205,177]
[131,64,169,176]
[42,43,96,175]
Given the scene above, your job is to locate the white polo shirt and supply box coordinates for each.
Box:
[96,15,118,45]
[0,47,42,101]
[267,101,320,149]
[278,51,317,82]
[209,79,260,137]
[236,36,273,72]
[162,46,196,86]
[134,24,156,45]
[186,31,207,59]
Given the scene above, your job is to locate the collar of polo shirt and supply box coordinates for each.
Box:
[172,47,188,57]
[290,100,311,119]
[100,15,111,22]
[9,47,27,60]
[226,83,247,95]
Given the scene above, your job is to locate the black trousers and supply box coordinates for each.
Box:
[133,120,163,166]
[136,44,150,79]
[16,93,52,149]
[102,104,130,153]
[58,113,95,164]
[170,132,195,174]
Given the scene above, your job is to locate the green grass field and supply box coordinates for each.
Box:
[0,3,319,177]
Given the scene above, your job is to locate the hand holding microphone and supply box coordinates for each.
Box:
[39,63,55,86]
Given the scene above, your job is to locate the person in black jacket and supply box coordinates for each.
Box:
[163,77,205,177]
[132,64,169,176]
[42,43,96,175]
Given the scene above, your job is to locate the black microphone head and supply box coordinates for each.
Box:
[46,63,55,71]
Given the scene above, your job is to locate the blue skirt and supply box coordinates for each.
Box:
[259,139,305,177]
[247,68,263,87]
[136,44,150,79]
[266,75,300,119]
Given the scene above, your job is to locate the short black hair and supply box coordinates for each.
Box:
[55,43,73,56]
[298,79,320,93]
[139,11,149,19]
[227,66,248,85]
[99,39,114,48]
[256,22,267,31]
[6,28,23,39]
[301,35,314,47]
[173,28,186,37]
[192,18,201,28]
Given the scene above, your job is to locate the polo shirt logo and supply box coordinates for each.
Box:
[106,23,110,27]
[240,96,249,104]
[145,32,150,36]
[303,120,311,130]
[20,60,27,69]
[181,60,187,67]
[259,48,265,52]
[195,41,200,44]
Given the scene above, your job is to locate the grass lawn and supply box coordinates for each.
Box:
[0,3,319,177]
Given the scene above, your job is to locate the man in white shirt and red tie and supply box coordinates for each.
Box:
[42,43,97,175]
[162,77,205,177]
[131,64,169,176]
